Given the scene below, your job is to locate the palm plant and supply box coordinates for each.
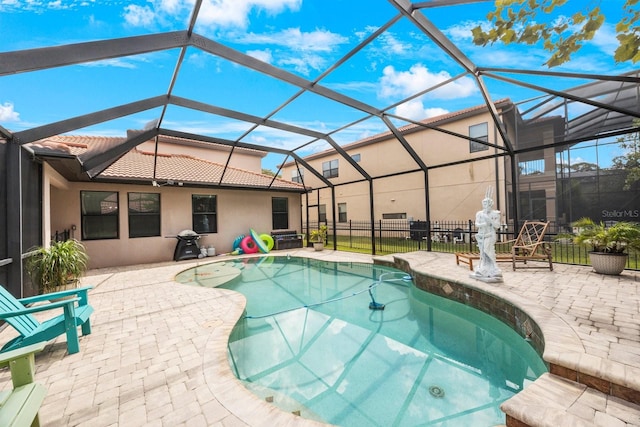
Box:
[310,225,327,243]
[572,217,640,254]
[26,239,89,294]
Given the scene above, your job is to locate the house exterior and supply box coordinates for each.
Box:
[29,134,305,269]
[282,100,562,229]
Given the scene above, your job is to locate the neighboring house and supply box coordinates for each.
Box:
[27,133,305,269]
[282,99,563,227]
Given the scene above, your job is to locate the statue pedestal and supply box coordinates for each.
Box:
[470,272,503,283]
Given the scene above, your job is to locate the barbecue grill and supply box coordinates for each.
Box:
[173,230,201,261]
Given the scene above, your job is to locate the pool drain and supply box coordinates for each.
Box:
[429,385,445,398]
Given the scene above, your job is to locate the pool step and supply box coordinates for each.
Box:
[501,373,640,426]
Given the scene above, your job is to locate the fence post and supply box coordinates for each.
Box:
[467,219,474,252]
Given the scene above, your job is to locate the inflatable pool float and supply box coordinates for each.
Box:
[259,233,274,252]
[250,228,270,253]
[233,234,245,251]
[240,235,260,254]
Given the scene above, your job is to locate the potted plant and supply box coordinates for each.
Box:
[309,225,327,251]
[26,239,89,294]
[571,217,640,275]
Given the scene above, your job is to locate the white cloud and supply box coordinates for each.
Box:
[394,100,449,121]
[237,28,347,74]
[81,58,139,69]
[355,25,378,42]
[589,22,618,56]
[47,0,65,9]
[123,4,156,27]
[444,20,487,42]
[327,80,378,94]
[159,0,184,15]
[0,102,20,122]
[378,32,409,55]
[379,64,477,100]
[239,28,348,53]
[196,0,301,28]
[186,51,210,68]
[246,49,272,63]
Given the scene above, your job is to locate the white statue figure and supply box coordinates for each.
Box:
[472,186,503,282]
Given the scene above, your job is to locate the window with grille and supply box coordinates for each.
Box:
[469,122,489,153]
[192,195,217,234]
[319,204,327,222]
[322,159,339,178]
[128,192,160,238]
[81,191,119,240]
[272,197,289,229]
[292,168,304,183]
[338,203,347,222]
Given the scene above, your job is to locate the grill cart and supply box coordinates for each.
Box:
[173,230,201,261]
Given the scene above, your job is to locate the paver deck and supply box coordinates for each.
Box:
[0,249,638,426]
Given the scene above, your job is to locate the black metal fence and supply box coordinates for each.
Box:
[304,220,640,271]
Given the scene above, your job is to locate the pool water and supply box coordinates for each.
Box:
[176,256,547,427]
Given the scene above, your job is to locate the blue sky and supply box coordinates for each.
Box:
[0,0,635,171]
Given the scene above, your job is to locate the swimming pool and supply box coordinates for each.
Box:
[176,256,547,426]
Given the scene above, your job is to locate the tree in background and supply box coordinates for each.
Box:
[472,0,639,67]
[262,168,281,178]
[611,120,640,190]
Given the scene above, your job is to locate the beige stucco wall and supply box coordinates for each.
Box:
[48,178,302,269]
[286,110,509,223]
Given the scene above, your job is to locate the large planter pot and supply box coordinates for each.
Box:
[48,279,80,301]
[313,242,324,251]
[589,252,628,275]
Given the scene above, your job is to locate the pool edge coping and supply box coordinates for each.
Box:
[379,252,640,405]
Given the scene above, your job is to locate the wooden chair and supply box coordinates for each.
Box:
[0,286,93,355]
[455,221,553,271]
[510,221,553,271]
[0,341,47,427]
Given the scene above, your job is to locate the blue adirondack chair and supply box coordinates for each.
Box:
[0,285,93,355]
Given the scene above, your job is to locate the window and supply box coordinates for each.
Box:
[338,203,347,223]
[192,195,217,234]
[322,159,339,178]
[272,197,289,229]
[351,153,361,162]
[382,213,406,219]
[128,192,160,238]
[319,204,327,222]
[81,191,119,240]
[469,122,489,153]
[292,168,304,183]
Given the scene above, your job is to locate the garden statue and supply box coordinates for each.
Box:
[472,186,503,282]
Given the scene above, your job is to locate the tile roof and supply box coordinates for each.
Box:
[29,135,305,192]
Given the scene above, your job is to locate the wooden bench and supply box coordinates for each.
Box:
[455,252,513,271]
[0,342,47,427]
